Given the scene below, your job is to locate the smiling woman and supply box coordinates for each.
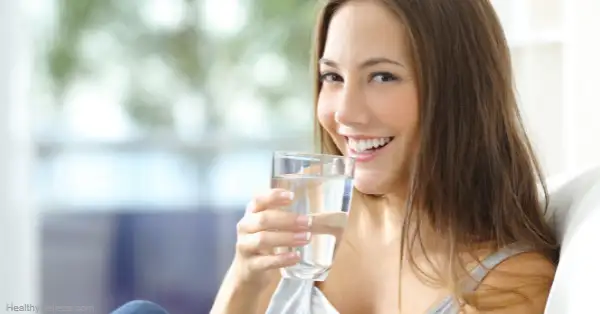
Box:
[211,1,558,313]
[311,0,557,311]
[316,1,419,196]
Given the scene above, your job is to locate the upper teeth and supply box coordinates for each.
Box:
[348,137,392,153]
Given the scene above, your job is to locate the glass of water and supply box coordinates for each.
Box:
[271,151,355,281]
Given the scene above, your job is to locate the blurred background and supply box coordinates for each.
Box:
[1,0,599,313]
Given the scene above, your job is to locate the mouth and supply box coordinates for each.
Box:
[345,136,394,161]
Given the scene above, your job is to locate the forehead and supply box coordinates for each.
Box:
[323,1,409,65]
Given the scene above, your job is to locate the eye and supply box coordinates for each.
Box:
[370,72,399,83]
[319,72,343,83]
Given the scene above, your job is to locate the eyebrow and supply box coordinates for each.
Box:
[318,57,406,69]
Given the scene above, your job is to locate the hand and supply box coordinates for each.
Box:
[233,188,312,287]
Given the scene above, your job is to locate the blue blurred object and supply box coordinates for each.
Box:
[41,208,245,314]
[111,213,137,307]
[110,300,170,314]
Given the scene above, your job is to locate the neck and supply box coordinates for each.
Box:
[354,185,410,216]
[348,193,405,246]
[350,189,450,252]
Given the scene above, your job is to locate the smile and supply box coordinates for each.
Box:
[345,136,395,162]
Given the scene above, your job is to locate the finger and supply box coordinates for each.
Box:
[248,252,301,271]
[238,210,311,234]
[237,231,311,254]
[246,189,294,214]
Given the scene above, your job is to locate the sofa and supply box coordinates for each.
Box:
[544,166,600,313]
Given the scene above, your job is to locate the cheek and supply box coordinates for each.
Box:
[370,87,419,132]
[317,96,336,132]
[317,97,347,152]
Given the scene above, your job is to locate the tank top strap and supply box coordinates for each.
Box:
[428,243,533,313]
[462,242,533,292]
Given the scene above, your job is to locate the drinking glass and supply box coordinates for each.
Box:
[271,151,355,281]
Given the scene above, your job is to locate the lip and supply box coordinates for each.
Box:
[346,137,394,163]
[341,134,392,140]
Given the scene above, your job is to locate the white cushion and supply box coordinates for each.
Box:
[544,166,600,313]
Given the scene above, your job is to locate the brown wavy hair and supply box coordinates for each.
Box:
[312,0,558,311]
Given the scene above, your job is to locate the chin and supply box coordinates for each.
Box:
[352,174,392,195]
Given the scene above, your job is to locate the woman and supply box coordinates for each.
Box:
[211,0,558,313]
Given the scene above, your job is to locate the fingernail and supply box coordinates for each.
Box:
[281,191,294,200]
[294,232,311,242]
[296,215,310,228]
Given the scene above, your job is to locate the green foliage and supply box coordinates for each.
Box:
[41,0,317,133]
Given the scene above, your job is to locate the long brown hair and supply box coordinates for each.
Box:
[312,0,558,310]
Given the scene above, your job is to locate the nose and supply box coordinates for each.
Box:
[334,84,369,127]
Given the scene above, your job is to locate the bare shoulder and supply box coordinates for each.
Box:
[465,251,556,313]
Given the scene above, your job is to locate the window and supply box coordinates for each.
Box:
[26,0,316,210]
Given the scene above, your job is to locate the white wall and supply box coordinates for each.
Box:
[494,0,600,178]
[0,0,39,307]
[563,0,600,173]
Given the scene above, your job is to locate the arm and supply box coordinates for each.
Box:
[210,189,308,313]
[210,263,281,314]
[465,252,556,313]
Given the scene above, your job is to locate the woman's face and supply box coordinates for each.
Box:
[317,1,419,195]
